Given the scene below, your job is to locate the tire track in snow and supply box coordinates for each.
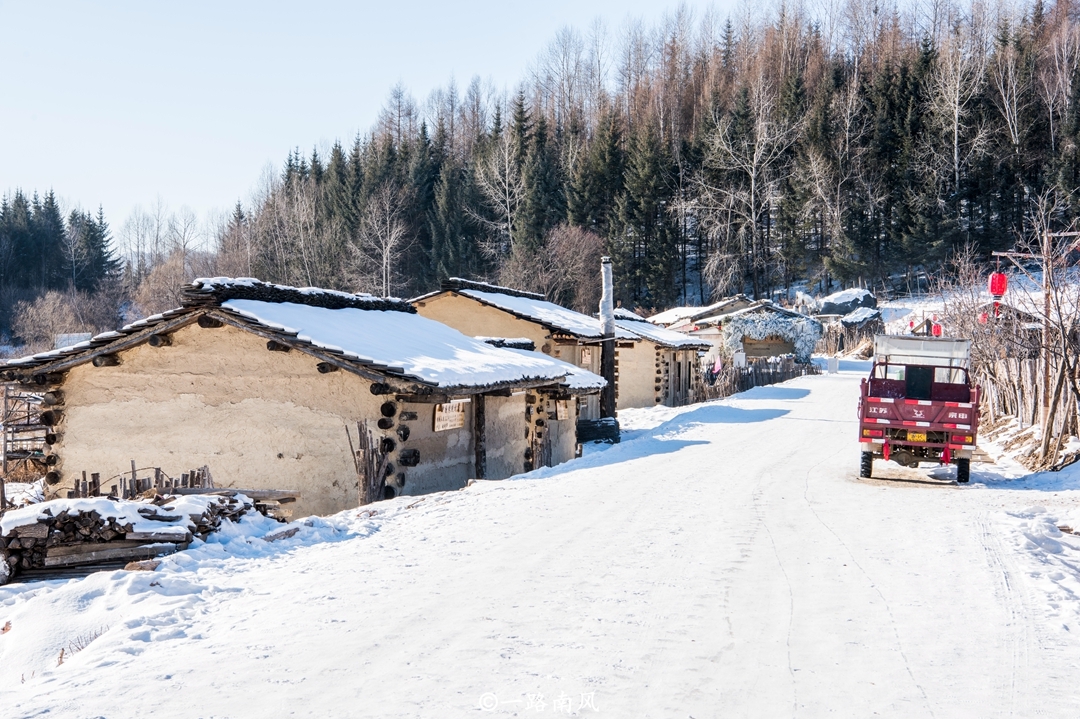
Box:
[800,457,936,719]
[977,512,1031,716]
[753,482,799,716]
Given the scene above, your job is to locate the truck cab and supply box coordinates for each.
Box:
[858,335,980,482]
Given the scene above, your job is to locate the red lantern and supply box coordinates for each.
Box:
[979,312,989,324]
[931,323,943,337]
[988,271,1008,299]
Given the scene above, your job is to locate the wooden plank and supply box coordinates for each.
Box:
[44,543,185,568]
[126,531,191,542]
[474,393,486,479]
[12,523,48,539]
[47,540,149,557]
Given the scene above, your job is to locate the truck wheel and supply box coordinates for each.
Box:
[955,458,970,484]
[860,451,873,478]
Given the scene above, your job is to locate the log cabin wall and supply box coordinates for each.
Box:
[48,322,479,516]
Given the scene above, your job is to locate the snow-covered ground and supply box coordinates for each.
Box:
[4,367,1080,717]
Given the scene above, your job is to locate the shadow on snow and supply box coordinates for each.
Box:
[528,403,790,479]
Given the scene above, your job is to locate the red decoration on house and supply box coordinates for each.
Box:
[988,271,1008,299]
[931,323,943,337]
[979,312,989,324]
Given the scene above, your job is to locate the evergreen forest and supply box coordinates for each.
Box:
[4,0,1080,347]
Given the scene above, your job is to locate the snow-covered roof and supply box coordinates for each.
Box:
[3,278,587,394]
[614,318,711,349]
[477,337,536,351]
[821,287,873,305]
[186,277,409,312]
[613,308,645,320]
[504,348,606,394]
[719,303,824,362]
[648,296,752,326]
[430,279,637,340]
[840,306,882,327]
[220,300,572,390]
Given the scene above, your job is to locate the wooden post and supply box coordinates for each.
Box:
[474,394,487,479]
[1,383,8,479]
[1043,227,1052,431]
[355,422,388,505]
[0,385,6,510]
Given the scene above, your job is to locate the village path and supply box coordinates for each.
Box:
[4,366,1080,717]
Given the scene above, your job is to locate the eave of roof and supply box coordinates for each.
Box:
[2,279,585,395]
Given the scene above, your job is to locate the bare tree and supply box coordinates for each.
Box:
[498,224,604,313]
[800,72,870,277]
[1039,20,1079,157]
[990,37,1031,168]
[927,10,990,195]
[351,185,412,297]
[696,68,801,297]
[12,290,120,353]
[472,131,525,258]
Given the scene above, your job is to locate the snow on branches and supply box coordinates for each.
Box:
[722,309,823,362]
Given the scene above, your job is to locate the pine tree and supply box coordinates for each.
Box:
[516,116,564,253]
[567,110,625,238]
[611,122,678,308]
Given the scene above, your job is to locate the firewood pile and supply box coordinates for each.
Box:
[0,493,258,585]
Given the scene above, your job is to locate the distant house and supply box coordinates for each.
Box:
[412,279,637,419]
[612,309,710,409]
[647,295,755,331]
[1,279,604,516]
[718,303,823,362]
[664,300,822,364]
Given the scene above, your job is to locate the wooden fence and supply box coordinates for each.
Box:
[701,357,820,401]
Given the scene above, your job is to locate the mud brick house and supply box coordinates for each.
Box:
[611,309,710,409]
[412,279,637,420]
[1,279,604,516]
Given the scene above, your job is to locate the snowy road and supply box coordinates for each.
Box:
[4,367,1080,717]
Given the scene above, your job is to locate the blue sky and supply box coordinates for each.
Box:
[0,0,732,233]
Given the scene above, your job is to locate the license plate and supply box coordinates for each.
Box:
[907,432,927,442]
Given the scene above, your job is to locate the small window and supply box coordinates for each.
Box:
[874,364,905,381]
[934,367,964,384]
[580,347,593,367]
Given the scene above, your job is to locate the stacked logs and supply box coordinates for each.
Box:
[0,494,257,583]
[185,494,252,536]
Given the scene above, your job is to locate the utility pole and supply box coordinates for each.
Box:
[994,229,1080,430]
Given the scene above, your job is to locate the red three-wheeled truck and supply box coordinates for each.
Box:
[857,335,981,483]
